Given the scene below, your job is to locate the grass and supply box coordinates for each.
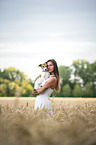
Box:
[0,97,96,145]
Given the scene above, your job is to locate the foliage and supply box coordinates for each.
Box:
[72,60,96,96]
[57,60,96,97]
[58,65,72,96]
[62,84,72,97]
[73,84,83,97]
[83,83,94,97]
[0,67,34,97]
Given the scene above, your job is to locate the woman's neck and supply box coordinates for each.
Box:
[50,72,54,75]
[50,73,55,77]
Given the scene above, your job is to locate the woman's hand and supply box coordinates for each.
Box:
[32,89,39,96]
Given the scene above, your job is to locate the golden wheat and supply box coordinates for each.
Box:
[0,97,96,145]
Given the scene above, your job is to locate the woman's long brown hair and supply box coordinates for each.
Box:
[46,59,60,92]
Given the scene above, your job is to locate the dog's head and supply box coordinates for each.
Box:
[38,62,48,72]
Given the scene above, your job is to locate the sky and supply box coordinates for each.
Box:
[0,0,96,80]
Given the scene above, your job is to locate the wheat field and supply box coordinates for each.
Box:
[0,97,96,145]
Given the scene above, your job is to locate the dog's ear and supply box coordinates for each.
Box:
[38,64,42,67]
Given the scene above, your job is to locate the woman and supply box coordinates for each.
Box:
[32,59,60,113]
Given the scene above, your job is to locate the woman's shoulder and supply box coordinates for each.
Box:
[49,76,57,89]
[49,76,57,82]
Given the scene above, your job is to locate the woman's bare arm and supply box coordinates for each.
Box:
[36,77,57,94]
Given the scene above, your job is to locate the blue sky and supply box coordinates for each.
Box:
[0,0,96,80]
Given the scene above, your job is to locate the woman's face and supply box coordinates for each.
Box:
[47,61,54,74]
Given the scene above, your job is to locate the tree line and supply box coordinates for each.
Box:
[53,59,96,97]
[0,59,96,97]
[0,67,34,97]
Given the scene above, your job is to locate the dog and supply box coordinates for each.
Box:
[34,62,50,89]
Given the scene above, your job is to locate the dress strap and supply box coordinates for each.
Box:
[50,75,55,77]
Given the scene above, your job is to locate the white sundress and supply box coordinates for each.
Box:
[34,86,53,114]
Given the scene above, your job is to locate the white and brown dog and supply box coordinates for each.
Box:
[34,62,50,89]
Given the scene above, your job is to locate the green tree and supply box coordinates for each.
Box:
[59,66,72,91]
[25,84,33,97]
[62,84,72,97]
[8,82,16,96]
[72,59,89,84]
[72,60,96,96]
[90,61,96,96]
[0,67,28,82]
[59,66,72,83]
[0,67,34,97]
[0,84,7,96]
[8,67,28,81]
[83,83,94,97]
[15,84,26,97]
[73,84,83,97]
[21,80,33,96]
